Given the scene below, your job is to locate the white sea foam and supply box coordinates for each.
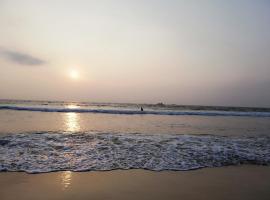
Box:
[1,105,270,117]
[0,132,269,173]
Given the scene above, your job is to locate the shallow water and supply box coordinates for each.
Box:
[0,100,270,173]
[1,110,270,136]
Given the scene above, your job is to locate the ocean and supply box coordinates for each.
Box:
[0,99,270,173]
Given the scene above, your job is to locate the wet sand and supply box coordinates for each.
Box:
[0,165,269,200]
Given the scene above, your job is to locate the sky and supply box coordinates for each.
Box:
[0,0,270,107]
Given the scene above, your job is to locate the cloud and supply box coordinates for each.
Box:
[0,48,46,66]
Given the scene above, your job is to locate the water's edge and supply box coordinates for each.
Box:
[1,132,269,173]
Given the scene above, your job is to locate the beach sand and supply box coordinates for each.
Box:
[0,165,269,200]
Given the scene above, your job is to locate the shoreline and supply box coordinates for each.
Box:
[1,165,270,200]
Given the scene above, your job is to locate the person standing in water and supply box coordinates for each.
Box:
[140,107,144,111]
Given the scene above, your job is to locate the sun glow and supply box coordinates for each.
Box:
[69,69,79,80]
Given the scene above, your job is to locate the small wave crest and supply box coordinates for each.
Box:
[1,105,270,117]
[0,132,269,173]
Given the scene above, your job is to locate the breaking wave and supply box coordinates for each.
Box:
[0,132,269,173]
[1,105,270,117]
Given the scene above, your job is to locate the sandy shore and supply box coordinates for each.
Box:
[0,165,269,200]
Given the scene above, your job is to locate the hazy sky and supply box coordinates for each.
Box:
[0,0,270,107]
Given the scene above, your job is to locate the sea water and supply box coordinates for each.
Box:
[0,100,270,173]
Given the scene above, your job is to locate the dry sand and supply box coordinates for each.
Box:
[0,165,270,200]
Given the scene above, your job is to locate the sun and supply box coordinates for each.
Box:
[69,69,79,80]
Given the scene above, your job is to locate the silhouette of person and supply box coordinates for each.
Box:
[141,107,144,111]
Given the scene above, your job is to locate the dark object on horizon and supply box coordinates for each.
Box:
[156,102,165,106]
[141,107,144,111]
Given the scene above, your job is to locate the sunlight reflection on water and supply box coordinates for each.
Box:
[65,105,80,132]
[61,171,72,190]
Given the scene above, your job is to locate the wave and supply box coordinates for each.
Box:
[0,132,270,173]
[1,105,270,117]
